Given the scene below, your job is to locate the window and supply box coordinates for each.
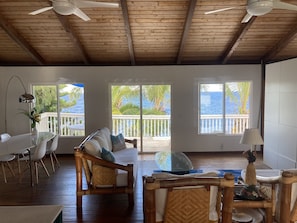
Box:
[199,82,250,135]
[32,83,85,136]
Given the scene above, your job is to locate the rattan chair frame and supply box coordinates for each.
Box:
[143,174,235,223]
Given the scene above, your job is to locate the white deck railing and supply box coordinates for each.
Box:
[37,113,249,136]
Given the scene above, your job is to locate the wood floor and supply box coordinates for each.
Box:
[0,152,269,223]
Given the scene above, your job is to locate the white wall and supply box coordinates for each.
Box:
[264,59,297,169]
[0,65,262,154]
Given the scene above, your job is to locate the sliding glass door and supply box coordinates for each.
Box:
[111,84,171,153]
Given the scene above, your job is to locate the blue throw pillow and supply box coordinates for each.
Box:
[101,147,115,162]
[110,133,126,152]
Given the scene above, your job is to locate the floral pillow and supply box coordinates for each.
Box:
[110,133,127,152]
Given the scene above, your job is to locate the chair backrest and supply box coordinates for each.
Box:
[279,171,297,222]
[48,135,59,153]
[1,133,11,142]
[143,173,234,223]
[32,139,48,161]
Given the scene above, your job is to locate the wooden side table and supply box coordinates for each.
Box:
[233,199,273,223]
[233,174,280,223]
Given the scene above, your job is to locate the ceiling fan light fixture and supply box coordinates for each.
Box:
[53,1,75,15]
[247,0,273,16]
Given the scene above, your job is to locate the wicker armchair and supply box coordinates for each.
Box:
[143,173,235,223]
[74,131,137,209]
[279,171,297,222]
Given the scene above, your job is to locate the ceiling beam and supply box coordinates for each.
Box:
[56,14,91,65]
[121,0,135,65]
[0,14,45,65]
[221,16,256,64]
[262,20,297,62]
[176,0,197,65]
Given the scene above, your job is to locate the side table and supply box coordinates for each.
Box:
[233,198,273,223]
[233,169,282,223]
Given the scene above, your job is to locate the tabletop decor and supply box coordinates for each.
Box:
[21,107,40,134]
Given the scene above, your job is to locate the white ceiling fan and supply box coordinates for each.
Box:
[205,0,297,23]
[29,0,119,21]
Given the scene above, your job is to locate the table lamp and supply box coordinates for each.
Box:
[239,128,264,199]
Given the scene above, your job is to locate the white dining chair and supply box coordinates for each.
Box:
[0,154,16,183]
[19,139,50,184]
[46,135,60,173]
[0,133,16,183]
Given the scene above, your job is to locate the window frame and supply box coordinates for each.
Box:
[32,83,85,137]
[198,81,251,136]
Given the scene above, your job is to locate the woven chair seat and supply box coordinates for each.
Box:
[164,187,210,223]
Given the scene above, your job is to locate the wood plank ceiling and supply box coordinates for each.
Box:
[1,0,297,66]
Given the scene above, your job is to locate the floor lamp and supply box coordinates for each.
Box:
[4,75,34,132]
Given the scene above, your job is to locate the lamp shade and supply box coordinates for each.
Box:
[240,128,264,145]
[19,93,34,103]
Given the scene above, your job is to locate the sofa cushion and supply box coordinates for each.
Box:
[84,139,102,157]
[101,147,115,162]
[114,148,138,164]
[111,133,127,152]
[93,127,113,151]
[114,148,138,187]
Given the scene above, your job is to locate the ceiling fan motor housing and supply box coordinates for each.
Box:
[247,0,273,16]
[53,1,76,15]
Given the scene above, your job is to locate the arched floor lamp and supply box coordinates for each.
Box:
[4,75,34,132]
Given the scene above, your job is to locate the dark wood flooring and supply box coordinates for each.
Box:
[0,152,269,222]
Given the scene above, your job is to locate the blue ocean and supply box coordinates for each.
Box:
[62,92,245,115]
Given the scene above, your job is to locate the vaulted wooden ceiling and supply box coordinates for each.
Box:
[1,0,297,66]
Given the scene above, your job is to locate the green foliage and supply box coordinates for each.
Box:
[112,85,139,114]
[225,82,250,114]
[34,86,57,113]
[143,85,170,114]
[111,85,170,115]
[33,85,82,113]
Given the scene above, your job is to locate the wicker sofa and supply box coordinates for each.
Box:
[74,127,138,208]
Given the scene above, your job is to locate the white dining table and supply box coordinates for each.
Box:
[0,205,63,223]
[0,132,55,186]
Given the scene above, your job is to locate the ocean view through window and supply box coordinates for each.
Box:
[199,82,250,135]
[33,83,85,136]
[111,84,171,152]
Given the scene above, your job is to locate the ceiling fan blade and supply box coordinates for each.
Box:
[241,13,253,23]
[273,0,297,11]
[204,7,236,15]
[75,0,119,8]
[73,8,91,21]
[29,6,53,15]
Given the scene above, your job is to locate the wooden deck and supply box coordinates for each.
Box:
[0,152,269,223]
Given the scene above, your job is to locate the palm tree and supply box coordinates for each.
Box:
[143,85,170,114]
[111,85,139,115]
[226,82,250,133]
[226,82,250,114]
